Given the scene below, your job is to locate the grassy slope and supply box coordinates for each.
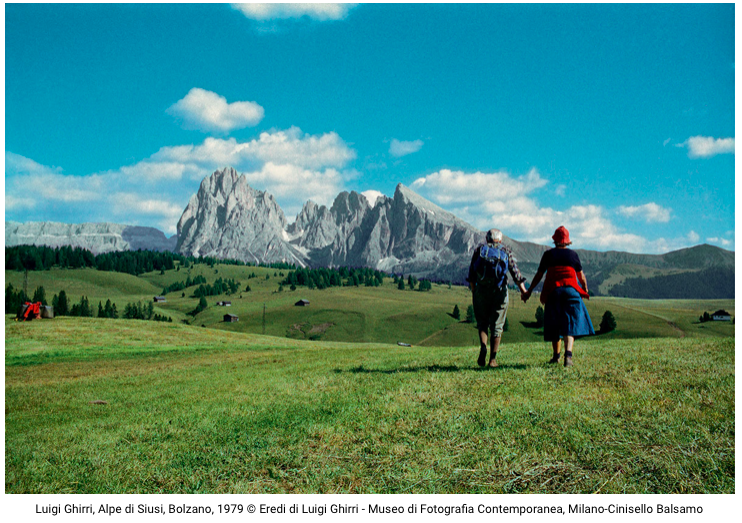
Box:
[5,266,735,346]
[5,317,734,494]
[596,264,692,295]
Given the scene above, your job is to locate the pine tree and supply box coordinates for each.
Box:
[452,304,461,320]
[466,305,475,323]
[56,290,70,316]
[32,286,47,305]
[397,279,405,290]
[600,310,617,333]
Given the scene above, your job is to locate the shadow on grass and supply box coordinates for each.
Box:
[334,363,527,374]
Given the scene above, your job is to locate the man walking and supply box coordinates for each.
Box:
[468,228,528,367]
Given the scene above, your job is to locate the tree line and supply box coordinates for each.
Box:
[162,275,208,295]
[281,267,386,290]
[393,274,432,291]
[192,277,241,298]
[608,267,734,299]
[5,245,297,277]
[5,284,171,322]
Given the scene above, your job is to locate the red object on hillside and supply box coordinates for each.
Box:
[19,302,42,321]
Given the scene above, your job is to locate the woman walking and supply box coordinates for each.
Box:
[522,226,594,366]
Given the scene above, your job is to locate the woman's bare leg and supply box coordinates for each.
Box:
[564,336,575,366]
[550,339,561,363]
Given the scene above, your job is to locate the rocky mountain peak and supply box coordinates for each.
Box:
[330,191,370,224]
[175,168,301,265]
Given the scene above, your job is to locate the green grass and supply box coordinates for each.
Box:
[5,266,735,347]
[5,316,734,494]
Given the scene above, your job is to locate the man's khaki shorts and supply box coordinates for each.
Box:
[472,284,509,337]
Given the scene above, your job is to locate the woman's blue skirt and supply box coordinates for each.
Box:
[543,287,595,341]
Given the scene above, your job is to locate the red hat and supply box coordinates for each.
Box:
[552,226,571,245]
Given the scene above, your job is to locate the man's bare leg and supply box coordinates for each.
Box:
[478,329,488,367]
[488,335,501,367]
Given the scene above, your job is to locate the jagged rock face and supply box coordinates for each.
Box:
[173,170,488,277]
[176,167,305,265]
[6,167,735,289]
[4,221,176,254]
[285,184,483,277]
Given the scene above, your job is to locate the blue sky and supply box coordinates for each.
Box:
[4,3,735,253]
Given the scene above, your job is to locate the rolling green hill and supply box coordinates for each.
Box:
[5,264,735,346]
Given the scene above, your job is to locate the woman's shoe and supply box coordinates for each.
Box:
[549,354,560,364]
[564,351,573,367]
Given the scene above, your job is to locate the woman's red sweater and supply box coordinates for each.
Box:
[540,266,589,304]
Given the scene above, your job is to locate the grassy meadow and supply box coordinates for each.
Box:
[4,264,735,493]
[5,263,735,346]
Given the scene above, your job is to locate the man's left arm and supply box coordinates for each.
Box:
[508,247,528,294]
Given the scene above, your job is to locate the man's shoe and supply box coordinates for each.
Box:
[478,347,487,367]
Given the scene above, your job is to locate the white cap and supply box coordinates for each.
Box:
[486,228,503,244]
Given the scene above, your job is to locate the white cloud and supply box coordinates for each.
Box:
[707,236,734,249]
[117,161,204,182]
[412,168,547,205]
[154,127,355,171]
[232,3,357,21]
[389,138,424,158]
[166,88,264,133]
[111,193,185,235]
[5,127,358,232]
[617,202,672,223]
[679,135,735,158]
[361,190,384,207]
[6,152,104,204]
[411,168,703,254]
[119,127,357,218]
[5,195,36,211]
[112,193,184,218]
[6,151,63,176]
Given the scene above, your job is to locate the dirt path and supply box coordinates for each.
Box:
[610,302,686,338]
[416,330,443,346]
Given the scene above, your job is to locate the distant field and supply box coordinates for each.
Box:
[5,317,734,493]
[4,265,735,347]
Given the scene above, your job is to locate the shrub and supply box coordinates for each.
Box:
[452,305,460,320]
[600,310,617,333]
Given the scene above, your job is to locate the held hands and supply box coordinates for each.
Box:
[521,289,531,303]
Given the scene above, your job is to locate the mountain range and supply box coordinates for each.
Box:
[5,166,735,298]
